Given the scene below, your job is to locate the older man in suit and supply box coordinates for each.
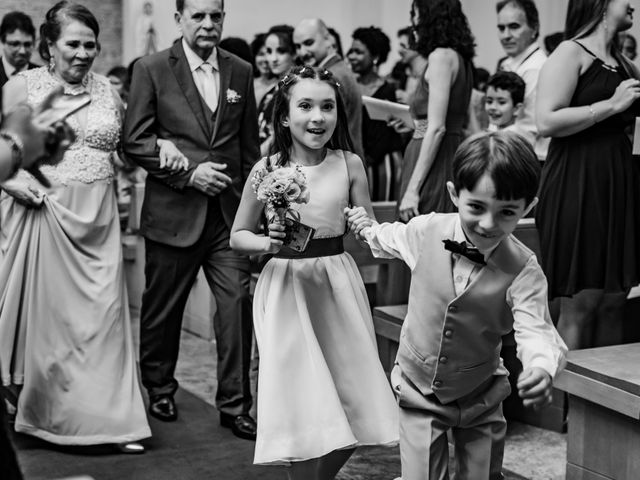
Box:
[293,18,364,161]
[0,12,38,87]
[123,0,259,440]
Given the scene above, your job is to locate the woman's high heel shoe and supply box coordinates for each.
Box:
[115,442,145,454]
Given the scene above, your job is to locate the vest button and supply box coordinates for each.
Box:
[444,330,453,338]
[433,380,442,388]
[448,305,458,312]
[439,356,448,364]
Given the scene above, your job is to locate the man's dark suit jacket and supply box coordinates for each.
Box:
[0,59,39,87]
[123,42,259,247]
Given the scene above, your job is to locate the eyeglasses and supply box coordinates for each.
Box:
[4,40,34,50]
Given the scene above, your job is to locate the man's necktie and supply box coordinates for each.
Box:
[198,62,218,113]
[442,239,486,266]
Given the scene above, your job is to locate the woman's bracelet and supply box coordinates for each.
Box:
[588,104,598,125]
[0,130,24,176]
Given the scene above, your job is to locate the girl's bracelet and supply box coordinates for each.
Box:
[588,104,598,125]
[0,130,24,177]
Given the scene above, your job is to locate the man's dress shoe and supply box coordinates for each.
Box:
[149,396,177,422]
[220,413,257,441]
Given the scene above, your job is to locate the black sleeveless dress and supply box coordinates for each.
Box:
[536,42,640,298]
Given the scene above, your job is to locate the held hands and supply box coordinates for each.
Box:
[399,189,420,222]
[517,367,553,410]
[344,206,373,239]
[191,161,232,196]
[157,139,188,172]
[609,78,640,113]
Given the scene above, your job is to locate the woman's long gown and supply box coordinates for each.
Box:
[252,150,398,465]
[0,67,151,445]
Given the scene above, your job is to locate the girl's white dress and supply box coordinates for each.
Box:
[252,149,398,465]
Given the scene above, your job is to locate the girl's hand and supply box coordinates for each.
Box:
[157,139,188,172]
[517,367,553,410]
[265,221,286,253]
[344,206,372,237]
[387,116,413,134]
[399,190,420,222]
[1,177,44,208]
[609,78,640,114]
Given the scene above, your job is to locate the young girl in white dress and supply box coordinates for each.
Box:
[230,66,398,479]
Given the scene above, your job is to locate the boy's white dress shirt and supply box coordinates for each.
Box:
[362,214,567,379]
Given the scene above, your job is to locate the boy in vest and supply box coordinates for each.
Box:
[346,130,567,480]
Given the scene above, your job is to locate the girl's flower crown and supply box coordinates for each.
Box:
[278,65,341,90]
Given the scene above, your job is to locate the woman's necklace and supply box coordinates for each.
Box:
[49,68,91,95]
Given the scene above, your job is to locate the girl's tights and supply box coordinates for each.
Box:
[286,448,355,480]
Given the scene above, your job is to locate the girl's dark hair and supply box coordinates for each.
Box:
[487,71,526,104]
[265,24,295,56]
[351,26,391,65]
[268,66,354,167]
[219,36,252,64]
[452,130,540,205]
[411,0,475,60]
[496,0,540,40]
[250,32,267,77]
[39,1,100,61]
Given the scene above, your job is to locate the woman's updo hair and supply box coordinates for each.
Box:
[39,1,100,61]
[351,26,391,65]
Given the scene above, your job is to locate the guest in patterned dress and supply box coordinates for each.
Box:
[0,1,150,453]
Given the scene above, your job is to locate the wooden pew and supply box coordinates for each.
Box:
[555,344,640,480]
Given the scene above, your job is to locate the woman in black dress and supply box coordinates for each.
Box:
[347,26,403,200]
[536,0,640,349]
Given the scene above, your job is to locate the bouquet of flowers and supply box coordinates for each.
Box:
[251,164,310,221]
[251,164,313,251]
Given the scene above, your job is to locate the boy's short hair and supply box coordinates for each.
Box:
[487,71,526,105]
[452,130,540,205]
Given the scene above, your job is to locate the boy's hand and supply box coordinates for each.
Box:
[265,221,286,254]
[517,367,553,410]
[344,206,372,238]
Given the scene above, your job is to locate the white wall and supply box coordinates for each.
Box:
[122,0,640,74]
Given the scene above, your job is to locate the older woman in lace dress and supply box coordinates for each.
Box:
[0,1,150,452]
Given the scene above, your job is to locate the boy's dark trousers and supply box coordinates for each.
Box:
[395,369,510,480]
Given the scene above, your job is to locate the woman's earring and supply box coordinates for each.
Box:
[48,56,55,72]
[603,11,609,35]
[281,120,289,127]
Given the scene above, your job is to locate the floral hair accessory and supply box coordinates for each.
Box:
[226,88,241,104]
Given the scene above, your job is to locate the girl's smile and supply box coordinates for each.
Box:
[285,78,338,153]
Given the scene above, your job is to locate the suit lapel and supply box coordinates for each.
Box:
[169,42,210,138]
[0,60,9,86]
[211,49,232,145]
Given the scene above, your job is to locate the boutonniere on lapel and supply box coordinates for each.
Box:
[226,89,241,104]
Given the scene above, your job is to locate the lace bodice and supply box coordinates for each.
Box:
[21,67,120,185]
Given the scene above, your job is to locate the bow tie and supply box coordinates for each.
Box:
[442,239,486,265]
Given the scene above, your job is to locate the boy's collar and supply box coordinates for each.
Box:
[453,217,497,260]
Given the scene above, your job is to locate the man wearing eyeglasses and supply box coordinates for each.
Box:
[124,0,258,441]
[0,11,37,88]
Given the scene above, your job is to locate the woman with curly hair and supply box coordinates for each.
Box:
[380,0,475,305]
[347,26,402,200]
